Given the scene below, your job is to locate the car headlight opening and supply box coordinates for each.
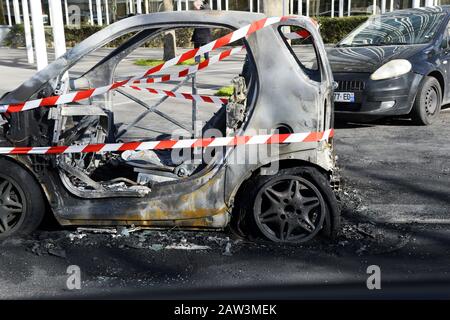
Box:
[370,59,412,81]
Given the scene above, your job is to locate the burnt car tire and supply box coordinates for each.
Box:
[0,158,45,240]
[411,76,442,125]
[235,167,340,244]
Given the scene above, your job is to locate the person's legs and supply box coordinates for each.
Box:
[194,43,201,63]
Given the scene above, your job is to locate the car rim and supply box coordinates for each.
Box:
[424,85,439,116]
[0,176,25,234]
[253,175,326,243]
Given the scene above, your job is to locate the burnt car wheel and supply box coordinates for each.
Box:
[411,76,442,125]
[234,167,340,244]
[0,158,45,240]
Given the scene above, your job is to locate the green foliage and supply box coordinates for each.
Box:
[0,0,5,25]
[2,18,370,49]
[64,25,103,47]
[134,59,164,66]
[134,57,204,66]
[178,57,205,65]
[315,16,369,44]
[3,24,25,48]
[215,85,234,97]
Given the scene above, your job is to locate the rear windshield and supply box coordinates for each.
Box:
[338,11,446,47]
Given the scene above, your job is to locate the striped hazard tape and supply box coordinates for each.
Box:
[0,129,334,155]
[0,16,289,114]
[284,29,312,40]
[128,86,228,106]
[131,46,244,86]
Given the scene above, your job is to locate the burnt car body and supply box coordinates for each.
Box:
[0,11,339,243]
[328,6,450,125]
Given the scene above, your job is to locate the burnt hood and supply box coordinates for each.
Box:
[326,44,429,73]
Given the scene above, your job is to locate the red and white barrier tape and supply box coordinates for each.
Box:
[284,29,312,40]
[0,129,333,155]
[0,17,289,114]
[131,46,244,86]
[129,86,228,105]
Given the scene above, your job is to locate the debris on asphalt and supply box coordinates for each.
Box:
[77,227,117,234]
[223,242,233,256]
[165,238,210,250]
[149,244,164,251]
[48,247,67,259]
[68,233,87,241]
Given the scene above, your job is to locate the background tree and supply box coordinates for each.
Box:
[111,0,118,23]
[0,0,5,25]
[162,0,176,60]
[262,0,283,16]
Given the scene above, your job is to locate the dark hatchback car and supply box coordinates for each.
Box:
[328,6,450,125]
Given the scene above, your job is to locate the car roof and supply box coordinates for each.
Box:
[1,11,321,105]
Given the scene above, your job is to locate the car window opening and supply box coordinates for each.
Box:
[278,25,321,83]
[52,25,256,198]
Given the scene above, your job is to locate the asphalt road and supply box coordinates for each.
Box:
[0,48,450,299]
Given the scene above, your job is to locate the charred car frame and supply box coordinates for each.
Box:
[0,11,339,243]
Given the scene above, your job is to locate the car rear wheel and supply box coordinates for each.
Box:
[235,167,340,244]
[411,76,442,125]
[0,158,45,240]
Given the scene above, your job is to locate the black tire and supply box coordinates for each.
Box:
[233,167,340,244]
[411,76,442,125]
[0,158,45,240]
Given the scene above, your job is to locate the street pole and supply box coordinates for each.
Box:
[390,0,393,11]
[49,0,67,59]
[6,0,12,26]
[129,0,134,13]
[348,0,351,16]
[29,0,48,70]
[331,0,334,17]
[105,0,110,24]
[339,0,343,17]
[145,0,149,14]
[209,0,213,10]
[298,0,302,15]
[96,0,103,25]
[306,0,309,16]
[217,0,222,10]
[48,2,53,26]
[185,0,188,10]
[249,0,253,12]
[381,0,385,13]
[22,0,34,64]
[373,0,377,14]
[88,0,94,25]
[136,0,142,14]
[282,0,287,16]
[177,0,181,11]
[64,0,69,25]
[12,0,20,24]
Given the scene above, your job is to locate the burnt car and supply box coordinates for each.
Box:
[328,6,450,125]
[0,11,339,243]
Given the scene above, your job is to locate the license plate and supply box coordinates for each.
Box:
[334,92,355,103]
